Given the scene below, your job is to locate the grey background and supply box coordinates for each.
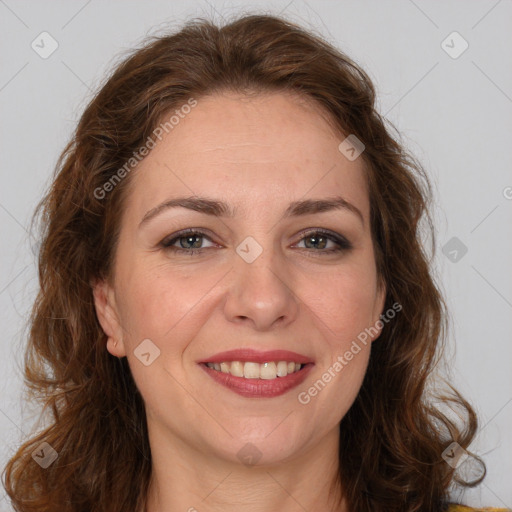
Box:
[1,0,511,509]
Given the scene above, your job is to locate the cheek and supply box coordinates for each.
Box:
[115,260,224,345]
[301,265,376,417]
[304,259,379,342]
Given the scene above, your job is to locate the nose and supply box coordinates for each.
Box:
[223,241,299,331]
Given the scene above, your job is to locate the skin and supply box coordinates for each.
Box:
[93,90,386,512]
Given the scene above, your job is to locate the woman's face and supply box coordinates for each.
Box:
[93,91,386,467]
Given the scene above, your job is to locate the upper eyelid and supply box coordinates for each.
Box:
[161,228,216,246]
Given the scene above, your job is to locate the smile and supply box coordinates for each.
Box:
[205,360,303,379]
[198,349,314,398]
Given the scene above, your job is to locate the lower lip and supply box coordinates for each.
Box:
[199,363,314,398]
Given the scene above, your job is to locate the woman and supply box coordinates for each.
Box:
[2,13,506,512]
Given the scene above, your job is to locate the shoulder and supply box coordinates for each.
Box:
[447,505,510,512]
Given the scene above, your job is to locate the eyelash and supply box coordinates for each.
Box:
[159,228,352,256]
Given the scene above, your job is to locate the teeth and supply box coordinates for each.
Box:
[205,361,304,379]
[230,361,244,377]
[260,362,277,380]
[276,361,288,377]
[244,362,260,379]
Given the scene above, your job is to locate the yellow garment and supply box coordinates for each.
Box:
[448,505,510,511]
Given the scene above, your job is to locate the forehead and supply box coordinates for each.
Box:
[157,90,343,162]
[126,91,369,223]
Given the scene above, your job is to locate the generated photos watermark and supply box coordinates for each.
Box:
[93,97,197,200]
[297,301,402,404]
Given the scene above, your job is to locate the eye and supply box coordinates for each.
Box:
[293,229,352,255]
[159,229,216,255]
[159,228,352,256]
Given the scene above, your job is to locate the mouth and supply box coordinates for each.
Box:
[204,360,305,379]
[198,349,314,398]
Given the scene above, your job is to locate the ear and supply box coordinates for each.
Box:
[91,278,127,358]
[370,278,388,342]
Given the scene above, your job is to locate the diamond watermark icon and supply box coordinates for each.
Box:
[134,338,161,366]
[442,441,469,468]
[442,236,468,263]
[31,31,59,59]
[441,31,469,59]
[236,442,263,467]
[236,236,263,263]
[32,441,58,468]
[338,134,365,161]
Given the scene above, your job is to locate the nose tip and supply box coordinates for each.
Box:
[224,244,299,331]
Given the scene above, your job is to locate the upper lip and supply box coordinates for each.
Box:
[199,348,314,365]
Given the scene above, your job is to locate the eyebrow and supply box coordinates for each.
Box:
[139,195,364,228]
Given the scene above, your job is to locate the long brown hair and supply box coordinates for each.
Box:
[2,13,485,512]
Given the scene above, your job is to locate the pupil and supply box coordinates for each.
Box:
[182,235,201,249]
[306,235,326,249]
